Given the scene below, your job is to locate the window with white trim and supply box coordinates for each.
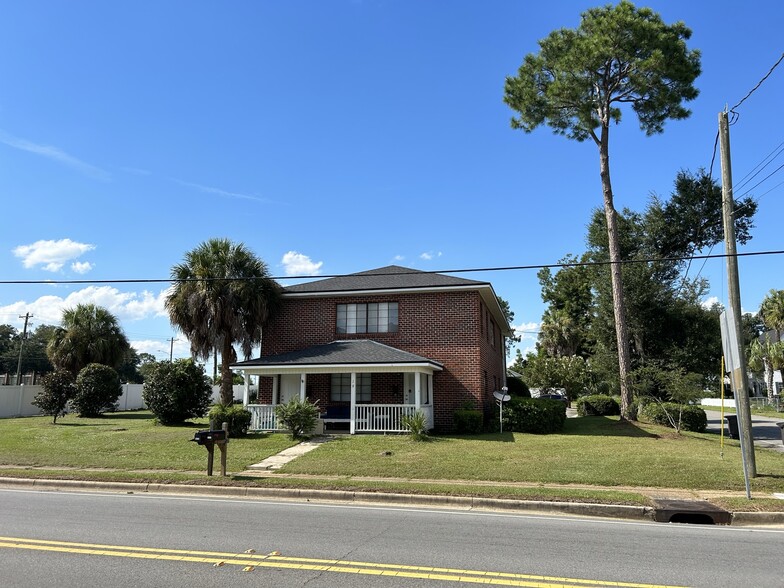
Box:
[337,302,398,334]
[331,373,371,402]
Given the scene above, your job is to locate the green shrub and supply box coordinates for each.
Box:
[639,402,707,433]
[208,404,253,437]
[576,394,620,416]
[401,410,430,441]
[274,397,319,439]
[506,377,531,398]
[73,364,122,417]
[33,370,76,423]
[453,409,483,434]
[502,397,566,434]
[142,359,212,425]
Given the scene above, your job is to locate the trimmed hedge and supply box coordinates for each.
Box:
[639,402,707,433]
[576,394,620,416]
[208,404,252,437]
[453,409,483,434]
[502,397,566,434]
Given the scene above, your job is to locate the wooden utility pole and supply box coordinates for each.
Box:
[719,110,756,477]
[15,313,32,385]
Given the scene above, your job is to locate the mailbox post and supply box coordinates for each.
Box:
[191,421,229,476]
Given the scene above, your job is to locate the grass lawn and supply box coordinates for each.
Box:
[281,416,784,493]
[0,411,297,472]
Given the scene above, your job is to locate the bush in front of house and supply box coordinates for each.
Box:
[638,402,707,433]
[72,363,122,417]
[143,359,212,425]
[576,394,620,416]
[274,397,319,439]
[402,409,430,441]
[209,404,253,437]
[502,397,566,434]
[33,369,76,423]
[453,409,483,434]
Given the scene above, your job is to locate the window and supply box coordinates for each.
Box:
[331,373,371,402]
[489,319,495,347]
[337,302,398,334]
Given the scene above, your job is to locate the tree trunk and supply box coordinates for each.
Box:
[597,126,634,419]
[764,359,774,402]
[220,338,234,406]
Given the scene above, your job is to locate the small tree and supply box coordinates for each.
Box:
[33,370,76,423]
[639,367,704,433]
[73,363,122,417]
[274,397,319,439]
[401,410,430,441]
[143,359,212,425]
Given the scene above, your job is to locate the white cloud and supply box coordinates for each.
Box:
[702,296,721,309]
[514,321,540,342]
[419,251,443,261]
[393,255,405,262]
[13,239,95,272]
[0,130,110,180]
[0,286,169,327]
[281,251,323,276]
[71,261,94,274]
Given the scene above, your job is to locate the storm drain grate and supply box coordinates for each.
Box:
[651,499,731,525]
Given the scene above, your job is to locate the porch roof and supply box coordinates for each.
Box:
[232,340,444,375]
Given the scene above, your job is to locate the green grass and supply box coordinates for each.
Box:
[0,411,297,472]
[280,417,784,493]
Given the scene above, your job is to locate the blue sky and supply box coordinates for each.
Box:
[1,0,782,363]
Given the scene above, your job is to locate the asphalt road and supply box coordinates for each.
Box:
[1,488,783,587]
[703,409,784,451]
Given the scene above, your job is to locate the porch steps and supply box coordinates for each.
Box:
[246,436,332,471]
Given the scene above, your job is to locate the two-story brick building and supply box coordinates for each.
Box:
[232,265,512,433]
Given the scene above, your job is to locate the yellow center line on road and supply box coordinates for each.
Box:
[0,536,686,588]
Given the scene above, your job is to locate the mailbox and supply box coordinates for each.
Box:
[191,429,227,445]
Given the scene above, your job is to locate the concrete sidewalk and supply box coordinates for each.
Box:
[703,409,784,453]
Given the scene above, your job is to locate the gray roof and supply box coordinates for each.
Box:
[283,265,489,294]
[233,340,443,369]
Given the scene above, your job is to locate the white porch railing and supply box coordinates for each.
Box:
[247,403,434,433]
[354,404,434,433]
[247,404,284,431]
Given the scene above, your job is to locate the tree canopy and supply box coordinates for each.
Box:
[504,1,701,419]
[166,238,281,406]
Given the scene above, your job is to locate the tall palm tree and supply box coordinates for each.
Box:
[47,304,130,376]
[166,238,281,406]
[748,338,775,401]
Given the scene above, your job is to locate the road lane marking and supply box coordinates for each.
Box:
[0,536,686,588]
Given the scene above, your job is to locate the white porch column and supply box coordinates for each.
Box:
[414,371,422,410]
[350,372,357,434]
[242,374,250,407]
[272,375,279,405]
[299,373,307,401]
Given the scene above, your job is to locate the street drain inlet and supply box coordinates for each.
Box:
[651,499,731,525]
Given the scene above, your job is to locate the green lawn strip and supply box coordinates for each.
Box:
[0,411,297,471]
[710,496,784,512]
[0,467,649,506]
[230,476,652,506]
[280,417,784,493]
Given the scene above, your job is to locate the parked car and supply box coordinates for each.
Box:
[537,393,569,405]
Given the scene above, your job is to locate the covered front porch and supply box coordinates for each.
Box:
[233,340,443,434]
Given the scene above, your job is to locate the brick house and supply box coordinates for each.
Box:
[232,265,512,433]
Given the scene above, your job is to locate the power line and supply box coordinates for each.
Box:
[0,249,782,286]
[730,51,784,114]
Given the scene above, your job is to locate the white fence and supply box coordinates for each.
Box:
[0,384,252,419]
[354,404,433,432]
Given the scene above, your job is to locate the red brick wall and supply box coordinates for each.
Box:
[261,290,506,431]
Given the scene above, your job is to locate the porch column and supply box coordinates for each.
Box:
[300,373,307,401]
[242,374,250,407]
[272,375,279,405]
[414,371,422,410]
[350,372,357,434]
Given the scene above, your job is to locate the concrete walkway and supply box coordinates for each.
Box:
[246,435,333,471]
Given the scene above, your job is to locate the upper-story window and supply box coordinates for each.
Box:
[337,302,398,334]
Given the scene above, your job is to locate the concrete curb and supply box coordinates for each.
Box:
[2,476,781,526]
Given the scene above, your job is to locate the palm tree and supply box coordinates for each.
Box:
[748,338,775,401]
[759,289,784,388]
[47,304,130,376]
[166,238,281,406]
